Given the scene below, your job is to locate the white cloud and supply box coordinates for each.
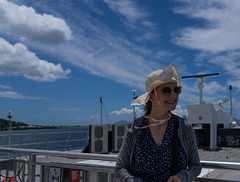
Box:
[48,108,81,112]
[0,38,71,82]
[110,105,187,119]
[0,90,48,100]
[0,84,13,89]
[110,108,133,115]
[110,107,143,116]
[204,81,224,95]
[103,0,158,40]
[194,51,240,89]
[89,114,100,120]
[172,105,188,118]
[104,0,148,23]
[173,0,240,52]
[0,0,71,43]
[209,52,240,77]
[49,18,164,90]
[180,80,227,106]
[171,0,240,98]
[19,0,167,90]
[228,80,240,89]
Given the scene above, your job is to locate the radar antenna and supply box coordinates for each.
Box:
[181,73,220,104]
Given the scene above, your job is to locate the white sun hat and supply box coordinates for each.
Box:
[131,64,181,106]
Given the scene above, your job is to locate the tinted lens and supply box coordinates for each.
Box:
[162,87,181,95]
[162,87,171,95]
[174,87,181,94]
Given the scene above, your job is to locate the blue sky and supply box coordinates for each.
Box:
[0,0,239,126]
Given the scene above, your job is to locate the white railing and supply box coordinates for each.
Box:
[0,128,89,153]
[0,147,240,182]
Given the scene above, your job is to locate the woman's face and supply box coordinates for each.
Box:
[151,82,181,111]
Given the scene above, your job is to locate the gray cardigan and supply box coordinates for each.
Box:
[114,114,202,182]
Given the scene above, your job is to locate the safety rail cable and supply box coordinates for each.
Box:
[0,129,89,138]
[0,130,89,150]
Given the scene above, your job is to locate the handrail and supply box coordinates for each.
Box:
[0,129,88,137]
[0,147,240,168]
[0,147,118,161]
[201,160,240,170]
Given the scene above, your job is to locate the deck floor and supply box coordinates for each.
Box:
[197,147,240,181]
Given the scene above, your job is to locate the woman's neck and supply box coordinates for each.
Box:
[149,110,169,119]
[147,111,170,125]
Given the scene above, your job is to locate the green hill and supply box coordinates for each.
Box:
[0,118,29,130]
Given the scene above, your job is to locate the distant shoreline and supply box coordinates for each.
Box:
[0,124,88,131]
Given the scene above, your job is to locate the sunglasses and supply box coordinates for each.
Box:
[162,86,182,96]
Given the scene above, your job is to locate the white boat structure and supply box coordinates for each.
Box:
[182,73,238,150]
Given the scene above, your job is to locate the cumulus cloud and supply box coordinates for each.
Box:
[172,105,188,118]
[192,51,240,89]
[171,0,240,98]
[228,80,240,89]
[173,0,240,52]
[110,108,133,115]
[0,38,71,82]
[0,0,71,43]
[204,81,224,95]
[89,114,100,120]
[208,52,240,88]
[110,107,143,115]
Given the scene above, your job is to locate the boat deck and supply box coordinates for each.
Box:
[199,147,240,162]
[197,147,240,181]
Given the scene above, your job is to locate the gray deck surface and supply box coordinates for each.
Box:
[197,147,240,181]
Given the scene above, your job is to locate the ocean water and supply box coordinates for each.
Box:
[0,127,89,153]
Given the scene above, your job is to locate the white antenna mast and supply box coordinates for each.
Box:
[229,85,232,116]
[132,77,138,120]
[182,73,220,104]
[132,90,137,120]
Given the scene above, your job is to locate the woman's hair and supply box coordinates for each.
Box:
[143,100,152,116]
[143,88,156,116]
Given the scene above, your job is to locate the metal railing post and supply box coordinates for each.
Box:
[20,135,22,148]
[28,154,36,182]
[6,169,9,182]
[68,133,70,152]
[22,163,25,182]
[46,134,49,150]
[13,156,17,182]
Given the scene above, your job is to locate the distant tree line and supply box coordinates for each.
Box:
[0,118,29,131]
[0,118,80,130]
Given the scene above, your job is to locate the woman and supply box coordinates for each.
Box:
[114,64,201,182]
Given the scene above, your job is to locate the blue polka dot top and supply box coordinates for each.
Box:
[132,118,187,182]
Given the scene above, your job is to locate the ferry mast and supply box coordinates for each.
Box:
[181,73,220,104]
[181,73,221,150]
